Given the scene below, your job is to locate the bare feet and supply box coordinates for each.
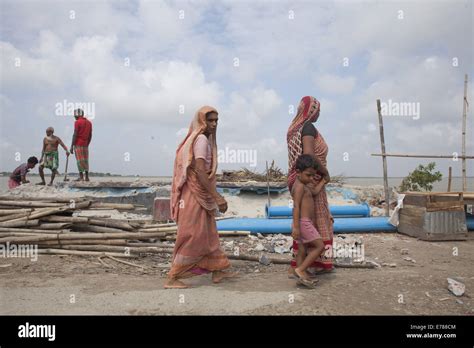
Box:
[47,182,53,186]
[180,271,198,279]
[294,268,310,281]
[295,268,318,288]
[164,279,188,289]
[212,271,238,283]
[36,182,46,186]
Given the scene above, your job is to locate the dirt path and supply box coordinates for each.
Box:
[1,233,473,315]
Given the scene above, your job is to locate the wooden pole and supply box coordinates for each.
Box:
[447,166,452,192]
[371,153,474,159]
[377,99,390,216]
[266,160,271,208]
[462,74,468,192]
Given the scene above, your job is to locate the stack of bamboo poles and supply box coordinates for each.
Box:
[0,195,181,258]
[0,196,378,268]
[0,195,256,261]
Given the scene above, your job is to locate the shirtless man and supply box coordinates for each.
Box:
[291,154,328,288]
[38,127,70,186]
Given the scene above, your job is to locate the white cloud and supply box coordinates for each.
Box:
[315,74,356,95]
[0,0,471,177]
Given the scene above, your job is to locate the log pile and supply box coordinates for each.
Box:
[0,196,178,257]
[0,196,377,268]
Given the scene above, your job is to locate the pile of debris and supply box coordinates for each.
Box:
[217,161,287,182]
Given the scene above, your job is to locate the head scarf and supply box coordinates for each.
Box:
[286,96,320,187]
[170,106,218,220]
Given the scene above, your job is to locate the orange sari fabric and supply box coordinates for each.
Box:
[168,106,230,279]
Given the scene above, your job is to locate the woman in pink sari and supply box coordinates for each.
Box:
[165,106,236,289]
[287,96,334,274]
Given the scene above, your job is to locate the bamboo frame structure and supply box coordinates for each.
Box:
[373,75,471,213]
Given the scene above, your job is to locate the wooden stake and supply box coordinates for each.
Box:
[107,255,147,269]
[0,212,30,222]
[37,249,134,258]
[461,74,468,192]
[0,208,32,216]
[0,219,39,228]
[447,166,452,192]
[371,153,474,159]
[266,160,271,209]
[0,231,167,244]
[0,227,70,234]
[377,99,390,216]
[41,216,89,224]
[0,200,63,208]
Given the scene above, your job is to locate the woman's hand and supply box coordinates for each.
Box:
[216,195,228,213]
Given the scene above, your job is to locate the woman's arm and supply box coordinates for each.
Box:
[307,178,328,196]
[194,158,227,213]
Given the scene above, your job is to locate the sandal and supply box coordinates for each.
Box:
[294,269,317,289]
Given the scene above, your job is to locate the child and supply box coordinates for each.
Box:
[291,154,328,288]
[8,156,39,189]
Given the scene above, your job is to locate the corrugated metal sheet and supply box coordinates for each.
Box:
[423,211,468,234]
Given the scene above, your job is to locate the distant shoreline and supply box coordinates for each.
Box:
[0,173,473,179]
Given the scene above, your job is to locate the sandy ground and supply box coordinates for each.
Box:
[1,233,473,315]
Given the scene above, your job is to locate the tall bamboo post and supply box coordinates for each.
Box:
[447,166,452,192]
[377,99,390,216]
[461,74,468,192]
[266,161,271,208]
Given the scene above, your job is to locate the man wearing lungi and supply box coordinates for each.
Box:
[38,127,70,186]
[70,108,92,182]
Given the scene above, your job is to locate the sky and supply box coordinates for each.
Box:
[0,0,473,178]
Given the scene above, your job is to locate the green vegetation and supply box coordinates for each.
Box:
[399,162,442,192]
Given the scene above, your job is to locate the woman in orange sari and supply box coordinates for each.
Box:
[165,106,236,289]
[287,96,334,274]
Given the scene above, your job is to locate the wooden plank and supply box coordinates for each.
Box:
[403,195,428,207]
[371,153,474,159]
[400,204,426,218]
[398,221,468,241]
[399,213,423,228]
[426,201,464,211]
[398,223,427,239]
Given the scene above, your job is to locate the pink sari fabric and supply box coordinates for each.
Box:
[290,133,335,270]
[287,97,334,270]
[168,106,230,280]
